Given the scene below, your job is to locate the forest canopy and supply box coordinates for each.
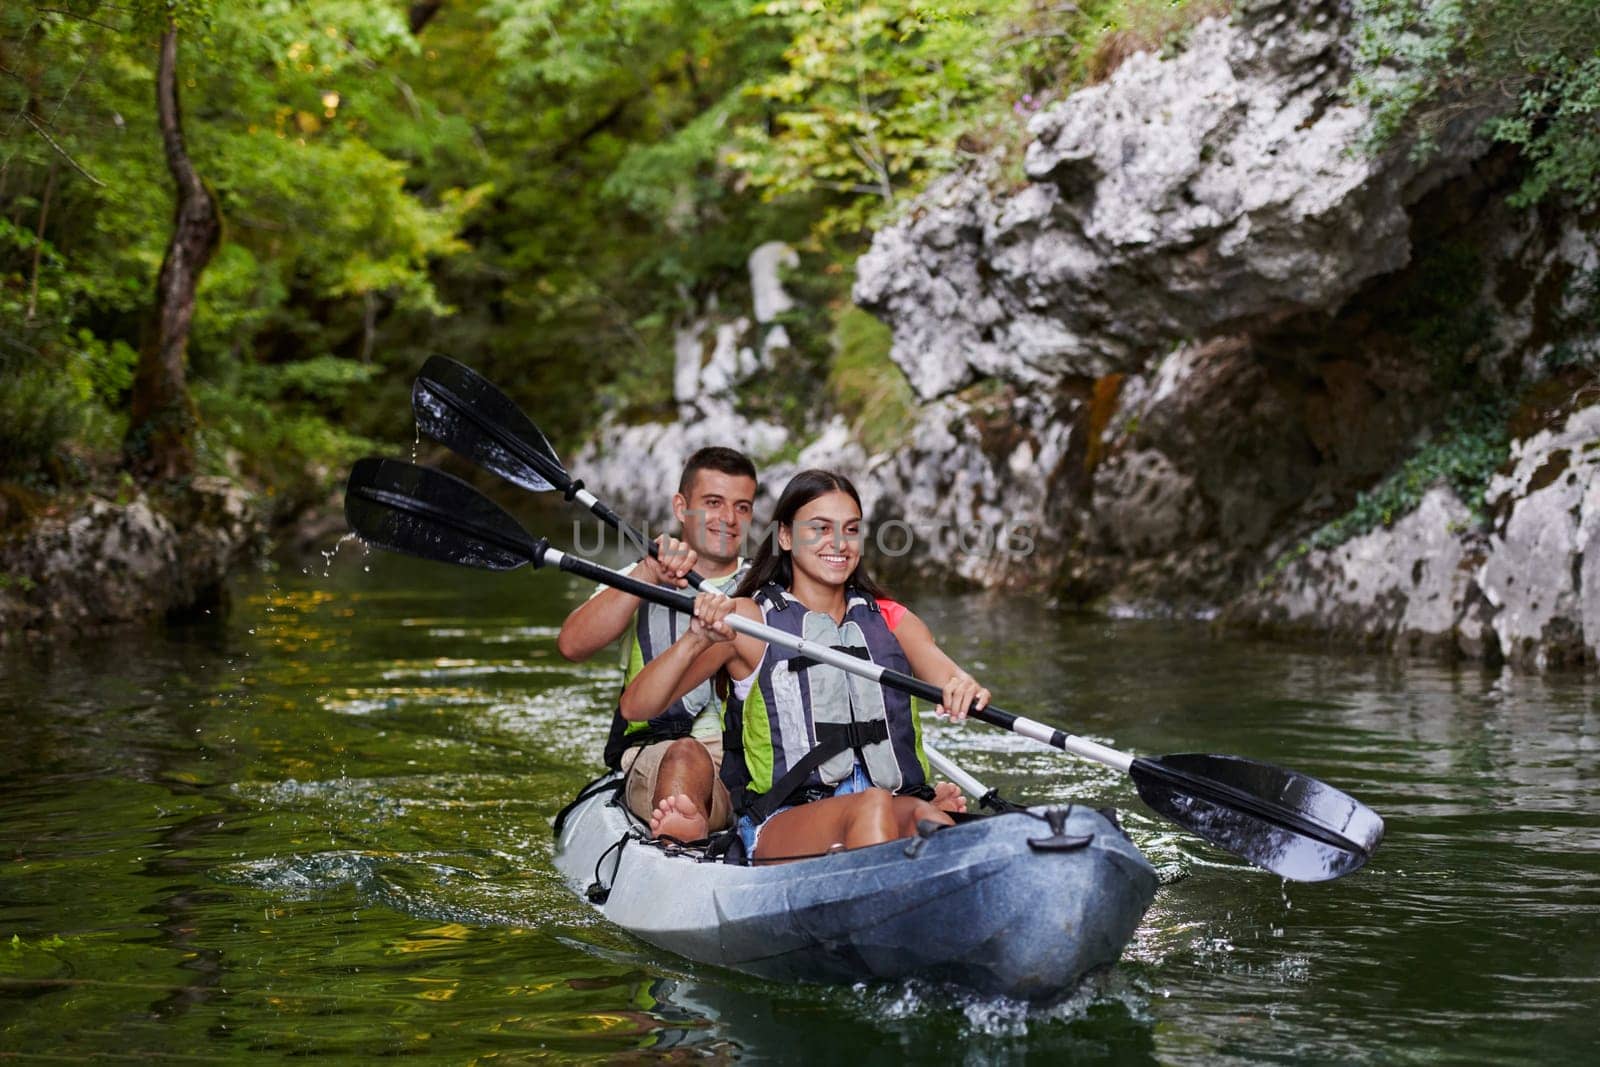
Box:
[2,0,1595,522]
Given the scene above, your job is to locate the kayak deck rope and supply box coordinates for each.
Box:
[552,772,625,838]
[562,780,1112,877]
[587,833,629,904]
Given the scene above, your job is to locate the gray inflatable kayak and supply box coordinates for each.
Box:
[552,776,1159,999]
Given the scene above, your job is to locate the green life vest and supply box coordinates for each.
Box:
[721,584,931,821]
[601,560,747,770]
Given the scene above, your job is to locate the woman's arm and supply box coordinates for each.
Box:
[617,594,765,720]
[619,631,734,721]
[894,610,990,722]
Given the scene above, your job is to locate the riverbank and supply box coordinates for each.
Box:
[0,476,263,643]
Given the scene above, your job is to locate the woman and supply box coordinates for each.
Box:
[620,469,990,859]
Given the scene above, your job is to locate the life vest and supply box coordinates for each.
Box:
[601,560,748,770]
[721,583,931,821]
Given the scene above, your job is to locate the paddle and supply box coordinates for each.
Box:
[345,458,1385,882]
[413,354,655,560]
[414,355,1020,812]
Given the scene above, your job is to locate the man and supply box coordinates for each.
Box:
[557,446,758,842]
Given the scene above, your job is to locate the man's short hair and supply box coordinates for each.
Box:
[679,446,758,496]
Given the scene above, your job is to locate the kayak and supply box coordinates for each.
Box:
[551,775,1159,999]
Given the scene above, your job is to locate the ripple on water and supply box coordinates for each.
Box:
[836,964,1156,1045]
[317,686,497,717]
[412,625,565,643]
[379,659,580,682]
[213,844,582,931]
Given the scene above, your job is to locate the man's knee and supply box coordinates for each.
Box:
[661,737,712,775]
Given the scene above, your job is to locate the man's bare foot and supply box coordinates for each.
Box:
[649,793,709,842]
[933,781,967,814]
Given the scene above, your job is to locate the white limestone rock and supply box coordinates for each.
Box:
[854,1,1485,401]
[748,241,799,324]
[573,403,790,532]
[1234,402,1600,666]
[1239,486,1483,655]
[1478,405,1600,668]
[0,477,260,639]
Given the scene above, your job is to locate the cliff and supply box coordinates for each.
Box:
[579,0,1600,670]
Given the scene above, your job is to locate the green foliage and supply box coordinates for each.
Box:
[1310,400,1512,549]
[0,355,85,481]
[1349,0,1600,209]
[827,305,914,454]
[193,357,379,513]
[0,0,478,496]
[0,204,131,476]
[67,330,139,409]
[1,0,1246,512]
[727,0,1084,233]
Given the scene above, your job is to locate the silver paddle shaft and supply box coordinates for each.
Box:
[545,548,1135,776]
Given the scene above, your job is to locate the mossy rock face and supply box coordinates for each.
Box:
[0,478,263,642]
[959,381,1037,468]
[1510,367,1600,442]
[0,482,49,534]
[825,306,916,456]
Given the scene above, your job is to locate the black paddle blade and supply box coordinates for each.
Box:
[1130,754,1385,882]
[413,355,566,494]
[344,457,543,572]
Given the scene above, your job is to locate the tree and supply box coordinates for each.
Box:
[124,18,218,479]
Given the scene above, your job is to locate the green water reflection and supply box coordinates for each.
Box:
[3,548,1598,1062]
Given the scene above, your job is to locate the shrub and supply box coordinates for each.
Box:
[1349,0,1600,209]
[827,306,915,455]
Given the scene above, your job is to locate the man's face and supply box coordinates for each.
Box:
[674,469,757,565]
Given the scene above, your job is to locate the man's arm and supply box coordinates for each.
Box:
[618,595,760,720]
[556,584,645,663]
[554,537,696,662]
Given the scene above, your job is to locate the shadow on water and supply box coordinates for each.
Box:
[2,551,1598,1062]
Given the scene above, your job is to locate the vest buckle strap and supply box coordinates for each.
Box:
[741,719,890,824]
[814,718,889,751]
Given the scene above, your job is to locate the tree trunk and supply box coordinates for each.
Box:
[25,160,57,324]
[409,2,444,34]
[125,24,220,481]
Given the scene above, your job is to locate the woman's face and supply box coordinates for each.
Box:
[781,490,862,588]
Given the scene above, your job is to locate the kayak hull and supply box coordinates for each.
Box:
[553,779,1158,999]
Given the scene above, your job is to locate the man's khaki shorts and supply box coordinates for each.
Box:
[618,734,733,831]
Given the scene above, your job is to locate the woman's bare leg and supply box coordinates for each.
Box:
[753,789,898,861]
[891,796,954,838]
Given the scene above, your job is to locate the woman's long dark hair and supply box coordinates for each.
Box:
[734,468,891,602]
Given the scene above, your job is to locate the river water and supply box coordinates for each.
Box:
[3,548,1598,1062]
